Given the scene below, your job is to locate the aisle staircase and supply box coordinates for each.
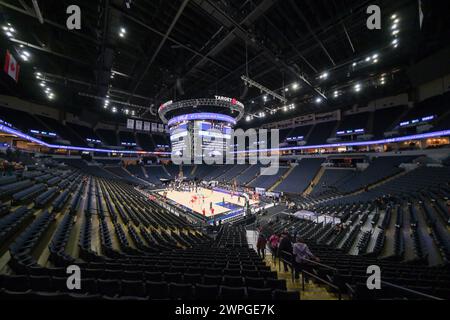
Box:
[268,165,295,192]
[246,230,342,300]
[304,166,326,195]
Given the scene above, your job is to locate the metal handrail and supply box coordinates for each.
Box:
[380,281,444,300]
[278,250,342,300]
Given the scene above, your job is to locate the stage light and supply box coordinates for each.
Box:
[392,29,399,35]
[5,31,13,37]
[246,115,251,122]
[315,97,322,104]
[131,110,135,116]
[39,81,46,87]
[283,106,287,111]
[112,107,117,113]
[391,24,398,30]
[292,83,299,90]
[352,62,357,67]
[284,87,289,92]
[2,26,7,31]
[394,18,400,24]
[20,54,28,61]
[124,109,129,115]
[365,57,371,62]
[333,91,339,98]
[373,59,378,64]
[354,83,361,92]
[372,54,378,59]
[391,14,397,20]
[320,72,329,80]
[9,27,15,33]
[119,27,126,38]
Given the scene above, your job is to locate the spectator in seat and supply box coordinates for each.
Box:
[256,233,267,259]
[292,237,320,279]
[277,232,293,272]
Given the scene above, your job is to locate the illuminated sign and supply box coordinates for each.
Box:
[214,95,244,108]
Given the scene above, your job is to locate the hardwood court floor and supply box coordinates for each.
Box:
[158,187,258,216]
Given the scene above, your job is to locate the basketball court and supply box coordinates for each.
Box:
[158,187,259,217]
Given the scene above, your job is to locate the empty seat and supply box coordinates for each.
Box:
[122,271,143,281]
[121,280,146,298]
[247,287,273,300]
[145,272,163,282]
[164,272,182,283]
[169,283,193,300]
[204,275,222,286]
[220,286,246,300]
[273,289,299,300]
[3,275,30,292]
[97,279,121,297]
[266,279,287,291]
[223,276,244,287]
[146,281,169,299]
[195,284,219,300]
[183,273,202,285]
[29,276,52,292]
[245,277,265,288]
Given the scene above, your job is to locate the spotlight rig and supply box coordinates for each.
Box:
[241,75,287,103]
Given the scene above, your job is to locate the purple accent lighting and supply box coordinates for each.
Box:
[234,129,450,154]
[0,124,171,155]
[168,112,236,127]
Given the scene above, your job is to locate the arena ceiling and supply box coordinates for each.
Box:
[0,0,449,125]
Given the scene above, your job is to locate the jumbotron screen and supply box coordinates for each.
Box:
[170,120,232,158]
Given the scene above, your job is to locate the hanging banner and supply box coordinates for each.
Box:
[144,122,150,132]
[135,120,143,131]
[127,119,135,129]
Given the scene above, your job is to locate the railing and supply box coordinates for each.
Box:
[380,281,444,300]
[278,250,342,300]
[276,249,444,301]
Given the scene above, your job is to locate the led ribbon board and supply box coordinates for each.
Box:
[168,113,236,127]
[0,124,448,155]
[158,97,245,124]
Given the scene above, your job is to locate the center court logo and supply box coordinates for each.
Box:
[171,128,280,176]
